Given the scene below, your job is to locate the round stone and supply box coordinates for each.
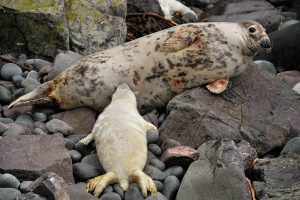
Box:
[19,181,33,192]
[69,150,82,163]
[148,143,162,156]
[144,165,166,181]
[12,88,25,100]
[164,166,184,179]
[100,192,121,200]
[12,75,24,88]
[34,128,47,135]
[46,119,74,136]
[103,185,114,194]
[21,78,41,93]
[149,159,165,171]
[64,138,75,150]
[280,137,300,155]
[0,173,20,189]
[154,180,163,192]
[73,163,102,181]
[0,63,22,80]
[0,188,21,200]
[147,129,159,144]
[81,153,104,172]
[0,85,11,103]
[162,176,180,200]
[33,112,47,122]
[0,117,14,124]
[15,113,34,124]
[113,184,124,198]
[26,70,39,81]
[145,192,168,200]
[161,139,181,152]
[124,187,143,200]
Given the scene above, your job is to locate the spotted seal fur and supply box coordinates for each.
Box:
[9,20,271,113]
[79,83,157,197]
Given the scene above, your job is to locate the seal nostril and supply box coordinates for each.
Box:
[260,39,271,49]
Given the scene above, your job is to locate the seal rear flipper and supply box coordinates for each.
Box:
[8,82,53,109]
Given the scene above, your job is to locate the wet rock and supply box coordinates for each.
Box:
[256,22,300,71]
[160,146,199,168]
[64,138,75,150]
[34,128,47,135]
[26,70,39,81]
[176,139,253,200]
[0,188,21,200]
[160,139,181,152]
[160,66,300,155]
[147,129,159,144]
[164,166,184,179]
[45,51,82,81]
[0,117,14,124]
[103,185,114,194]
[0,134,74,183]
[124,187,143,200]
[19,181,33,192]
[113,184,125,198]
[74,142,91,157]
[0,173,20,189]
[3,105,32,120]
[70,150,82,163]
[73,163,102,181]
[33,112,47,122]
[277,70,300,88]
[0,122,8,135]
[280,137,300,155]
[100,192,121,200]
[162,176,180,200]
[16,192,47,200]
[3,123,31,136]
[24,59,53,72]
[253,60,277,76]
[145,192,168,200]
[26,172,69,200]
[21,78,41,93]
[148,143,162,156]
[12,75,24,88]
[46,119,74,136]
[68,184,99,200]
[147,151,158,164]
[49,107,96,135]
[15,113,34,124]
[143,109,159,127]
[252,156,300,199]
[33,122,48,133]
[0,85,11,103]
[0,63,22,80]
[154,181,163,192]
[204,0,285,32]
[81,153,104,172]
[144,165,166,181]
[149,159,165,171]
[0,80,16,92]
[11,88,25,100]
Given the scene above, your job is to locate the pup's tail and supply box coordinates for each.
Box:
[8,82,53,109]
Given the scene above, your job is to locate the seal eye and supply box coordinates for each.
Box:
[248,27,256,33]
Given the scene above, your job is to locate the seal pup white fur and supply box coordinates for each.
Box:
[9,21,271,113]
[157,0,198,20]
[79,84,157,197]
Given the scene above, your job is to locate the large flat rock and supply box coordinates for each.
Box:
[159,65,300,155]
[0,134,74,183]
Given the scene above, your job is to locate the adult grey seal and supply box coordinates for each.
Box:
[9,20,271,113]
[80,83,157,197]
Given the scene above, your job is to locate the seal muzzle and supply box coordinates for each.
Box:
[259,37,272,53]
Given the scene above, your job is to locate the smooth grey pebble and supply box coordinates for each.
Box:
[19,181,33,192]
[145,192,168,200]
[70,150,82,163]
[148,143,162,156]
[0,85,11,103]
[149,159,165,171]
[0,173,20,189]
[33,112,47,122]
[0,188,21,200]
[164,166,184,179]
[100,192,121,200]
[124,187,143,200]
[0,63,22,80]
[113,183,124,198]
[162,176,180,200]
[147,129,159,143]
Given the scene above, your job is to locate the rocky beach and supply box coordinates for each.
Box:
[0,0,299,200]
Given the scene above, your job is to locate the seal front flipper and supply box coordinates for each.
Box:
[163,26,200,52]
[206,77,229,94]
[8,82,53,108]
[129,169,157,197]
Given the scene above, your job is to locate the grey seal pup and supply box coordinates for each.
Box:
[80,83,157,197]
[9,20,271,113]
